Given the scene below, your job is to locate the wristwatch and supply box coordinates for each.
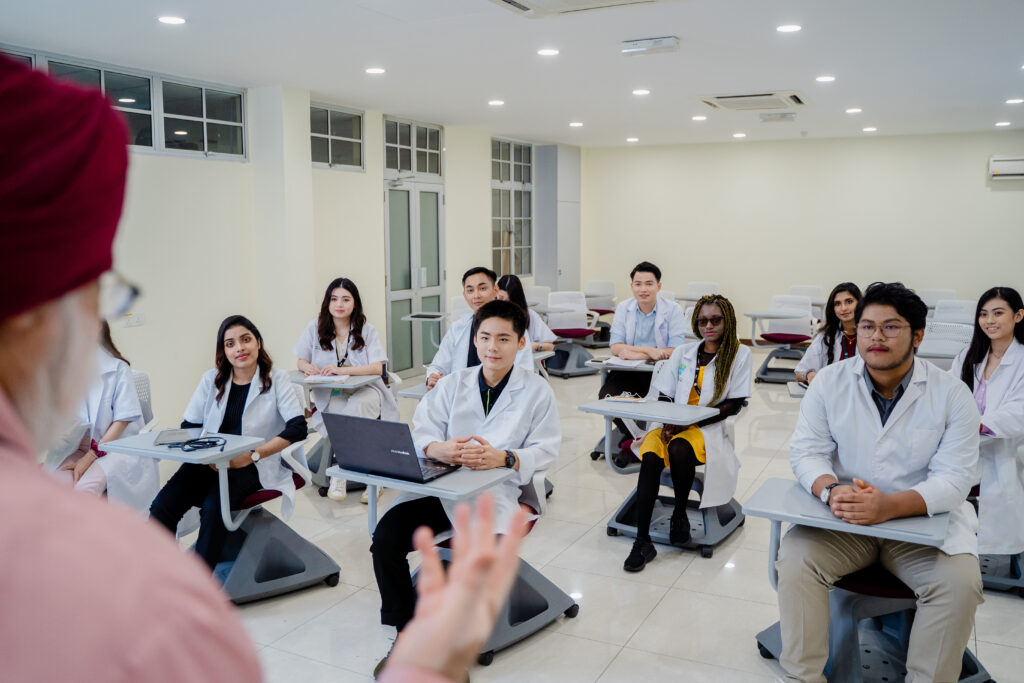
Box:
[250,450,261,463]
[504,450,517,468]
[820,482,839,505]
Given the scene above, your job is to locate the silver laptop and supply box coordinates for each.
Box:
[322,413,459,483]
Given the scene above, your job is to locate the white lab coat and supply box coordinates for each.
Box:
[527,309,557,345]
[427,312,535,378]
[397,366,561,534]
[183,367,306,520]
[950,339,1024,554]
[791,356,981,557]
[75,349,159,514]
[610,295,688,348]
[293,319,399,431]
[795,332,856,375]
[635,342,753,508]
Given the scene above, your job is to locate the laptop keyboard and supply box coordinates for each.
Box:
[420,458,454,478]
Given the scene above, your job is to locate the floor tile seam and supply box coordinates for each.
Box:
[261,644,358,675]
[263,586,375,650]
[615,644,781,680]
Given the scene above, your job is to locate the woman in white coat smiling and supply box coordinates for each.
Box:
[149,315,306,570]
[795,282,862,384]
[624,294,752,572]
[950,286,1024,557]
[295,277,398,502]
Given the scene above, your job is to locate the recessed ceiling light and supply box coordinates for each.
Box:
[626,137,639,142]
[995,121,1012,127]
[569,121,583,127]
[845,107,862,114]
[365,67,386,75]
[1006,99,1024,105]
[691,115,707,121]
[118,97,136,104]
[174,130,187,135]
[862,127,877,132]
[632,89,650,96]
[488,100,504,106]
[776,24,802,33]
[157,16,185,25]
[816,75,836,83]
[733,132,746,138]
[537,48,559,56]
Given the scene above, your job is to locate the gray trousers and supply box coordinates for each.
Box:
[776,525,983,683]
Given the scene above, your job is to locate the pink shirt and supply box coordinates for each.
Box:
[0,389,262,682]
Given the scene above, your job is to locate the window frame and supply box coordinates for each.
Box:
[384,115,444,181]
[490,138,534,277]
[310,102,365,172]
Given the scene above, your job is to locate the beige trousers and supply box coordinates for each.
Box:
[776,525,983,683]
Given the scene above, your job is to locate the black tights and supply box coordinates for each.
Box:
[634,438,700,541]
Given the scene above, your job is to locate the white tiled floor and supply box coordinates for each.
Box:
[234,351,1024,682]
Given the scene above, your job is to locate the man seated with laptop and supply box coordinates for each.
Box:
[366,299,561,674]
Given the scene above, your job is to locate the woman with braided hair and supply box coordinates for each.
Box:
[623,294,752,572]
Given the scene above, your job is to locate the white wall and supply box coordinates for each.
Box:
[442,126,492,303]
[580,131,1024,330]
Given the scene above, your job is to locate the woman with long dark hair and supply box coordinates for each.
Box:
[950,287,1024,557]
[295,277,397,501]
[496,274,556,352]
[150,315,306,569]
[795,282,862,384]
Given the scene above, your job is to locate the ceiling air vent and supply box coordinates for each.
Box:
[489,0,662,18]
[699,92,807,111]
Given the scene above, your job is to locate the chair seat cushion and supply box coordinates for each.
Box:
[833,563,915,599]
[235,472,305,510]
[591,308,615,316]
[761,333,811,344]
[552,328,596,339]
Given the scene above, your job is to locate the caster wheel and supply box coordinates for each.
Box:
[477,651,494,666]
[738,517,746,527]
[606,527,619,536]
[754,378,763,383]
[324,572,340,587]
[590,451,603,461]
[318,486,328,498]
[757,642,775,660]
[700,546,714,559]
[564,603,580,618]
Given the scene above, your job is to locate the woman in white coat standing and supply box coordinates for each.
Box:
[624,294,752,572]
[496,274,557,352]
[795,282,861,384]
[149,315,306,570]
[295,277,398,502]
[950,286,1024,556]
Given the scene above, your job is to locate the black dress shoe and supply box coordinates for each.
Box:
[623,538,657,572]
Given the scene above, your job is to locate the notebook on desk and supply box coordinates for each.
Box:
[322,413,459,483]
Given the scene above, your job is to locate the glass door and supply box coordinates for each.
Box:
[385,182,445,377]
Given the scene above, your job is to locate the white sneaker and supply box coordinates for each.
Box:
[361,486,383,504]
[327,477,348,501]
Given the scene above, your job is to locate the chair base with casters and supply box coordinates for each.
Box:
[755,346,805,384]
[755,564,991,682]
[577,320,611,348]
[306,432,368,497]
[605,470,745,559]
[546,340,599,378]
[980,553,1024,595]
[589,424,632,462]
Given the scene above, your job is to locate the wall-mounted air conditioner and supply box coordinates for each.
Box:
[989,156,1024,179]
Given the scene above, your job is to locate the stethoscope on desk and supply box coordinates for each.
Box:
[171,436,227,452]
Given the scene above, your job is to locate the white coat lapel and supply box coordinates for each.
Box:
[244,368,264,414]
[463,367,486,422]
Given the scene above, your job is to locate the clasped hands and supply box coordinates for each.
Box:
[430,436,505,470]
[830,478,892,526]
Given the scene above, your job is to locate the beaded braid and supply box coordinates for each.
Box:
[690,294,739,405]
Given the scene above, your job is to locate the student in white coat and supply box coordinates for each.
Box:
[778,283,982,683]
[149,315,306,570]
[295,277,398,502]
[623,295,751,571]
[52,322,159,514]
[950,286,1024,557]
[795,282,862,384]
[496,274,557,352]
[370,300,560,659]
[426,266,533,389]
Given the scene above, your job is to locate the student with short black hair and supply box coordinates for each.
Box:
[370,299,561,674]
[795,282,862,384]
[497,273,557,352]
[426,266,533,390]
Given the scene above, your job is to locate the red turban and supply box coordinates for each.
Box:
[0,54,128,320]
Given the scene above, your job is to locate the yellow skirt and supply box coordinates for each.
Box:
[638,426,707,466]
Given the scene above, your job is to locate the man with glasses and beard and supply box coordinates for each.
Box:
[776,282,983,683]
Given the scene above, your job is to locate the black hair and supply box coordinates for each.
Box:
[855,282,927,332]
[473,300,528,339]
[820,282,863,365]
[462,266,497,285]
[214,315,273,401]
[317,277,367,352]
[496,274,529,312]
[959,287,1024,391]
[629,261,661,282]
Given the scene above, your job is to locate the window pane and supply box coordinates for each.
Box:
[513,219,523,247]
[428,128,439,151]
[389,299,413,373]
[5,53,32,67]
[501,161,510,182]
[491,220,503,249]
[311,136,329,163]
[420,192,440,287]
[501,220,512,247]
[522,191,531,217]
[491,189,501,217]
[492,249,502,274]
[514,191,523,218]
[500,141,510,161]
[491,139,500,159]
[388,190,412,291]
[48,61,100,89]
[105,71,151,110]
[386,145,398,170]
[521,219,532,247]
[501,248,511,275]
[206,122,243,154]
[386,119,398,144]
[398,123,410,146]
[310,107,329,135]
[330,139,361,166]
[330,110,360,139]
[523,164,531,183]
[514,144,523,163]
[163,81,203,117]
[399,148,411,171]
[416,126,427,149]
[121,111,153,147]
[416,150,427,173]
[428,153,439,174]
[516,248,532,276]
[514,164,523,182]
[500,190,510,217]
[164,117,204,151]
[206,89,242,123]
[523,146,531,164]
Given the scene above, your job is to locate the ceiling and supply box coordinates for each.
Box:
[2,0,1023,147]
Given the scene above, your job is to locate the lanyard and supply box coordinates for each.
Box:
[335,339,349,367]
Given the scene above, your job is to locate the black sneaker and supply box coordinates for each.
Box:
[612,450,637,468]
[669,517,691,547]
[623,538,657,572]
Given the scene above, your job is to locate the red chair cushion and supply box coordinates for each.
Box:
[591,308,615,316]
[552,328,596,339]
[235,472,305,510]
[833,563,914,599]
[761,333,811,344]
